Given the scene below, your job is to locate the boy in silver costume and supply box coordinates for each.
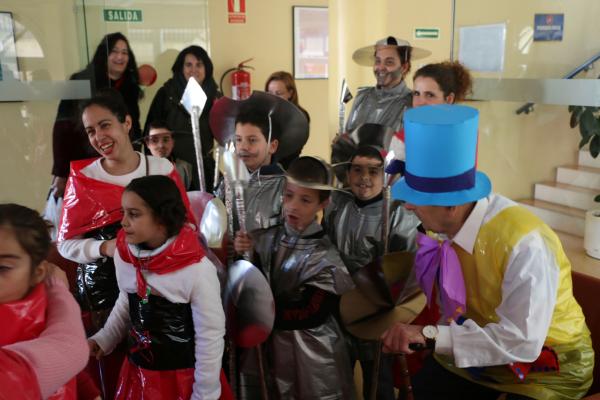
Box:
[211,93,309,234]
[323,145,420,399]
[234,157,356,399]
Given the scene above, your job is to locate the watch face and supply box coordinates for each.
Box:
[423,325,438,340]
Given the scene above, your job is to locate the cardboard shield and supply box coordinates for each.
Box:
[341,251,426,340]
[223,260,275,348]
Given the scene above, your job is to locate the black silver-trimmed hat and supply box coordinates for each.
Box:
[209,91,309,160]
[285,156,342,191]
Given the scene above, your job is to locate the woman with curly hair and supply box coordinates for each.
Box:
[411,61,473,106]
[390,61,473,162]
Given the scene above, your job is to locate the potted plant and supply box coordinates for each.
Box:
[570,105,600,258]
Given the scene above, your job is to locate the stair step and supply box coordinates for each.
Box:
[519,198,585,236]
[556,165,600,190]
[578,149,600,169]
[534,181,599,210]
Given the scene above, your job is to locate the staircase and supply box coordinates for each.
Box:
[518,150,600,237]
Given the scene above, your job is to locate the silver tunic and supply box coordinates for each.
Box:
[253,221,356,399]
[244,169,285,232]
[345,81,412,134]
[323,191,420,361]
[323,191,420,274]
[215,165,286,233]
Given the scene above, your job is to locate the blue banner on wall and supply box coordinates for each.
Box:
[534,14,564,41]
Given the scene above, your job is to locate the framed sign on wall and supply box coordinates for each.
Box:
[293,6,328,79]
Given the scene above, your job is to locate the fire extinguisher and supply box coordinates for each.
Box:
[219,58,254,100]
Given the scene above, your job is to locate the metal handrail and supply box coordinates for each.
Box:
[515,50,600,114]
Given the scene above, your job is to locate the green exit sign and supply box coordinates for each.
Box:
[103,9,143,22]
[415,28,440,39]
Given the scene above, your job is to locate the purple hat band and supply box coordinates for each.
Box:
[404,167,476,193]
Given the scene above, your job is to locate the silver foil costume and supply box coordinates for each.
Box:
[244,167,285,232]
[323,190,420,364]
[323,191,420,274]
[216,164,285,233]
[251,221,356,399]
[345,81,412,134]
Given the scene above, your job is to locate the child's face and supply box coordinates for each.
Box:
[283,182,328,232]
[146,128,174,158]
[0,227,45,303]
[348,155,384,201]
[121,191,168,249]
[235,122,278,172]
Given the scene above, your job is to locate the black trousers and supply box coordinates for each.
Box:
[411,355,533,400]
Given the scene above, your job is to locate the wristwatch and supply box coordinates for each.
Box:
[422,325,438,349]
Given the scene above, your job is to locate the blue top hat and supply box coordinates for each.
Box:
[391,105,491,206]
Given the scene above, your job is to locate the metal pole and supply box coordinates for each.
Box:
[256,345,270,400]
[191,106,206,192]
[213,146,221,194]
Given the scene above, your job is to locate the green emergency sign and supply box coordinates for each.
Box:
[415,28,440,39]
[103,9,143,22]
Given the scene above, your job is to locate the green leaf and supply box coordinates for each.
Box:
[570,106,585,128]
[580,109,600,138]
[579,134,592,149]
[571,111,580,128]
[590,135,600,158]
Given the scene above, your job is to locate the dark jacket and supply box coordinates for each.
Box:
[145,76,218,191]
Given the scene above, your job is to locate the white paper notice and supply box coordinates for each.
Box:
[459,23,506,73]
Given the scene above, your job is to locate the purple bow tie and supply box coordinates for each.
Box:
[415,231,466,323]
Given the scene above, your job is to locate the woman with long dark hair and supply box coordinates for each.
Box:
[50,32,142,201]
[145,45,219,191]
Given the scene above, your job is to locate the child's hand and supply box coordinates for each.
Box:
[88,339,104,360]
[233,231,253,254]
[100,239,116,258]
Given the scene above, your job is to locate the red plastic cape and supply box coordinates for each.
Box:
[0,350,40,400]
[0,284,76,399]
[116,225,205,298]
[58,157,195,242]
[0,284,47,345]
[115,358,234,400]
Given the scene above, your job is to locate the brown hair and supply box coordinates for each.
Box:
[265,71,310,123]
[413,61,473,102]
[373,37,413,74]
[265,71,299,105]
[0,204,51,269]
